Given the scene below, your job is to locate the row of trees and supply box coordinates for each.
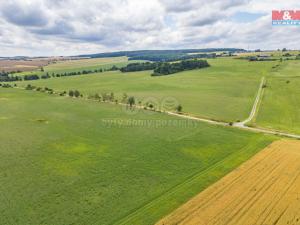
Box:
[0,66,120,83]
[24,84,83,99]
[88,92,116,103]
[87,92,136,108]
[50,66,118,79]
[2,83,184,113]
[152,59,210,76]
[25,84,54,94]
[0,71,22,82]
[0,83,14,88]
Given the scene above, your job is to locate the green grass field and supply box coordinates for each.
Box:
[0,88,275,225]
[15,58,277,122]
[253,60,300,134]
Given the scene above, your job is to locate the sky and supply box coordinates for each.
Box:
[0,0,300,56]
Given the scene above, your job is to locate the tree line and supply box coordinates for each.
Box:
[128,53,216,62]
[0,66,120,82]
[1,83,184,114]
[1,59,210,82]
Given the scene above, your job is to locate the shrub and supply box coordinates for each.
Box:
[176,104,183,113]
[74,90,80,98]
[69,90,74,97]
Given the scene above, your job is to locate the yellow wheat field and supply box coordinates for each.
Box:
[157,140,300,225]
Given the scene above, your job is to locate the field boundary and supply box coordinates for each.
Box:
[113,137,271,225]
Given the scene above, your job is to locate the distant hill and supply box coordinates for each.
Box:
[77,48,246,62]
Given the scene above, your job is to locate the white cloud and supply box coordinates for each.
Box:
[0,0,299,56]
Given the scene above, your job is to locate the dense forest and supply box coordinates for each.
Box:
[152,59,210,76]
[120,59,210,75]
[120,62,158,72]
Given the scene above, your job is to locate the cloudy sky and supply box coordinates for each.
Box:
[0,0,299,56]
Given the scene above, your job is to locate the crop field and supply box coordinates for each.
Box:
[2,0,300,224]
[0,88,275,225]
[254,60,300,134]
[157,139,300,225]
[14,58,277,122]
[44,56,144,73]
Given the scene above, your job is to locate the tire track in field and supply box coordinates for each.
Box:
[197,142,293,225]
[201,151,289,225]
[168,146,284,225]
[223,153,299,225]
[257,171,300,225]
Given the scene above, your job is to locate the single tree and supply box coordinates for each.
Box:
[69,90,74,97]
[74,90,80,98]
[110,92,114,102]
[128,96,135,108]
[176,104,182,113]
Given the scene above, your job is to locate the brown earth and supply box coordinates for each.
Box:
[0,57,91,72]
[0,59,50,72]
[157,139,300,225]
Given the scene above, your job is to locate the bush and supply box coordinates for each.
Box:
[69,90,74,97]
[176,104,183,113]
[74,90,80,98]
[25,84,35,90]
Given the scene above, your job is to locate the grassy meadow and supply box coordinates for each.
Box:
[253,60,300,134]
[15,58,277,122]
[0,88,275,225]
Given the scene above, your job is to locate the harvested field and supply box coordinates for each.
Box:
[157,140,300,225]
[0,59,49,72]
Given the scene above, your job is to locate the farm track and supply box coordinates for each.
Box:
[236,76,266,126]
[167,76,300,140]
[156,140,300,225]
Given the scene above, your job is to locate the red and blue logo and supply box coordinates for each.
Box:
[272,10,300,25]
